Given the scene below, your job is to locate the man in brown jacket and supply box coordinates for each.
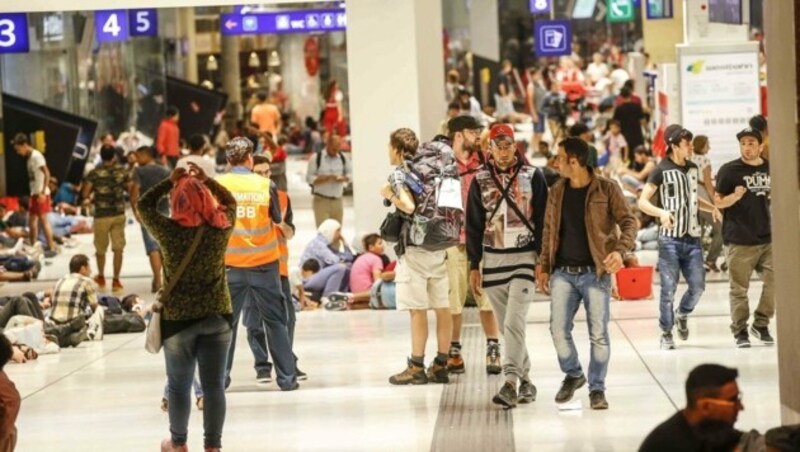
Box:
[537,137,637,410]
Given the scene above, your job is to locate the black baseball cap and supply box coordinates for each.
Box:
[736,127,763,144]
[448,115,484,134]
[664,124,693,148]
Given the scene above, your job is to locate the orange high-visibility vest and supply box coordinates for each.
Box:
[217,171,280,268]
[276,190,290,277]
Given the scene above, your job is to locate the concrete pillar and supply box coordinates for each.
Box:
[178,8,198,84]
[640,1,684,64]
[346,0,445,237]
[764,0,800,425]
[221,34,243,122]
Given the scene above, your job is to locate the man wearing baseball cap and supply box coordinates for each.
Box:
[466,123,548,408]
[638,124,721,351]
[442,116,504,377]
[714,127,774,348]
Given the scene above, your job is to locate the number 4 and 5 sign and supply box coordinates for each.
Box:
[96,9,158,43]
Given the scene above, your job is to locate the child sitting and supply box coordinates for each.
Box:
[327,234,397,311]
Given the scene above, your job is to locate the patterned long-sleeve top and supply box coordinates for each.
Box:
[138,178,236,340]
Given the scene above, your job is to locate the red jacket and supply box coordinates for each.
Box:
[156,119,180,158]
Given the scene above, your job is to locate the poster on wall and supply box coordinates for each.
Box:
[678,49,760,174]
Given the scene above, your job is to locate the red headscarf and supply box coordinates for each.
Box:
[170,176,231,229]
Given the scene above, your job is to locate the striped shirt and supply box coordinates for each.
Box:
[51,273,98,323]
[647,158,702,238]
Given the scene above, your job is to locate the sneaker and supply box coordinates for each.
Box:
[389,359,428,385]
[44,249,58,259]
[555,374,587,403]
[296,368,308,381]
[160,397,168,412]
[196,396,204,411]
[492,382,518,409]
[160,439,188,452]
[256,370,272,384]
[735,330,751,348]
[112,279,124,294]
[280,382,300,391]
[750,325,775,345]
[589,390,609,410]
[426,360,450,384]
[486,342,502,375]
[660,331,676,350]
[518,380,537,404]
[94,275,106,289]
[447,345,465,374]
[324,299,347,311]
[328,292,351,303]
[675,310,689,341]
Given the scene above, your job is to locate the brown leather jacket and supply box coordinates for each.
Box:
[540,176,638,277]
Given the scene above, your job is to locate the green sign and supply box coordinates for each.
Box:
[608,0,635,22]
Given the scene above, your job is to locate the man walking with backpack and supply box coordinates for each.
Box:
[381,128,455,386]
[467,124,548,408]
[443,116,502,376]
[306,133,350,227]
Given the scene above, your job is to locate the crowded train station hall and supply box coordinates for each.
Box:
[0,0,798,450]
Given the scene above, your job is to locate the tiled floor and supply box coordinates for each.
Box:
[3,156,781,451]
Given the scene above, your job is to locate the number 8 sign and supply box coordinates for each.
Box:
[95,10,129,43]
[0,13,30,54]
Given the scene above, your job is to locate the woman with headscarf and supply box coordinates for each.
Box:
[138,162,235,452]
[298,219,354,304]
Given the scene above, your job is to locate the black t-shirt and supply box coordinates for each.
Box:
[639,412,703,452]
[556,184,594,267]
[613,102,645,160]
[715,159,771,245]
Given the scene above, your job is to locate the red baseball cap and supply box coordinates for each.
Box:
[489,124,515,143]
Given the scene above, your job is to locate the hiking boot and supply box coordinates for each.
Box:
[555,374,587,403]
[486,342,502,375]
[675,309,689,341]
[589,390,609,410]
[112,279,124,294]
[447,345,465,374]
[518,380,537,404]
[94,275,106,289]
[256,370,272,384]
[160,439,188,452]
[492,382,517,409]
[196,396,204,411]
[426,360,450,384]
[296,368,308,381]
[735,330,751,348]
[660,331,676,350]
[389,359,428,385]
[160,397,168,412]
[750,325,775,345]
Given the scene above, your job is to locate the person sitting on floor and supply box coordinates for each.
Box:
[290,259,322,310]
[50,254,103,342]
[298,219,355,302]
[327,234,397,311]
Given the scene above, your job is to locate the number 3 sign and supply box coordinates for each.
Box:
[0,13,30,54]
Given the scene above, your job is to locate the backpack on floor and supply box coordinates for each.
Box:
[403,140,464,251]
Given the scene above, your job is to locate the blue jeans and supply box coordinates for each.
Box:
[163,315,232,449]
[304,263,349,297]
[141,225,161,254]
[163,375,203,399]
[225,262,296,389]
[658,236,705,332]
[550,270,611,392]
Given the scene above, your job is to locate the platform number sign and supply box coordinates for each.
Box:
[129,9,158,37]
[0,13,30,54]
[95,10,130,43]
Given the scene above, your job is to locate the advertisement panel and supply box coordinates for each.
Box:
[679,50,760,174]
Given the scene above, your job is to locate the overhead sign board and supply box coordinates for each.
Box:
[129,9,158,37]
[646,0,673,19]
[0,13,30,53]
[221,9,346,35]
[608,0,635,22]
[95,10,130,43]
[529,0,551,14]
[534,20,571,57]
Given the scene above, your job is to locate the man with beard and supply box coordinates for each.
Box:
[640,364,745,452]
[443,116,502,376]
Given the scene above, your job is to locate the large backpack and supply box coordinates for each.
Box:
[403,140,463,251]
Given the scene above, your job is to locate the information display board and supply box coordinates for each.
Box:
[221,9,346,35]
[678,45,760,174]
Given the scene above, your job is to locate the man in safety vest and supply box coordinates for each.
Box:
[217,137,298,391]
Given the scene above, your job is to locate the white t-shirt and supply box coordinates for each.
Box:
[27,150,48,194]
[177,155,217,178]
[690,154,711,183]
[586,63,609,84]
[609,68,631,95]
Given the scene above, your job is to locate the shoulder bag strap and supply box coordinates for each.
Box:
[161,226,205,303]
[488,167,536,235]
